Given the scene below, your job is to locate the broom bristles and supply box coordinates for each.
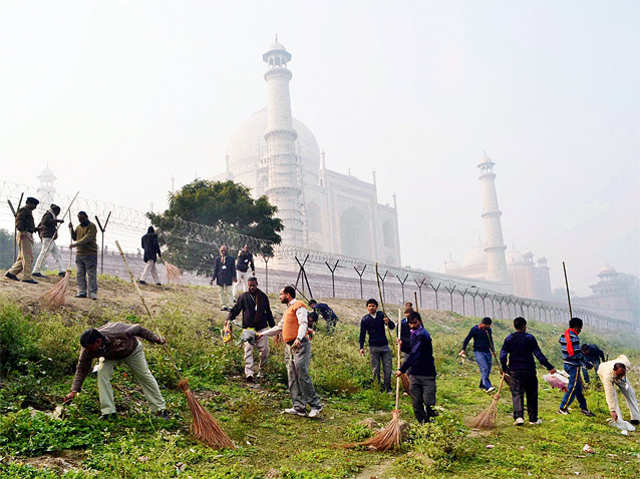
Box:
[177,379,234,449]
[344,409,404,451]
[40,270,71,308]
[469,397,499,429]
[165,262,182,283]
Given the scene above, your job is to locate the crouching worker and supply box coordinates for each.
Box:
[396,312,437,424]
[64,322,170,420]
[598,355,640,428]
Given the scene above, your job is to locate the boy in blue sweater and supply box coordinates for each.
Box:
[558,317,595,416]
[459,317,495,393]
[500,317,556,425]
[396,312,437,423]
[359,298,395,393]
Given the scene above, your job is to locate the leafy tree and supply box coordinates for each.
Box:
[148,180,282,275]
[0,229,14,270]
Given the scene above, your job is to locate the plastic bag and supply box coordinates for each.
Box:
[240,328,257,345]
[544,372,569,392]
[608,417,636,435]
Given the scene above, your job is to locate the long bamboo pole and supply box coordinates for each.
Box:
[562,261,573,319]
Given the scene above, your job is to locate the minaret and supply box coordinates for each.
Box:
[478,153,509,283]
[37,166,57,207]
[262,36,303,247]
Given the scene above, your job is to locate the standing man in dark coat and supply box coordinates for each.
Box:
[396,312,437,423]
[69,211,99,299]
[233,244,255,301]
[5,196,39,283]
[139,226,162,285]
[581,343,606,383]
[500,316,556,425]
[33,203,65,278]
[210,244,236,311]
[226,277,274,382]
[359,298,396,393]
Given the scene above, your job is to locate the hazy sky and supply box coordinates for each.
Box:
[1,1,638,295]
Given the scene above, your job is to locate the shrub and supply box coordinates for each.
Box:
[343,422,372,442]
[0,303,40,377]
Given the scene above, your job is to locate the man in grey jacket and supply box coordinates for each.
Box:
[64,322,169,420]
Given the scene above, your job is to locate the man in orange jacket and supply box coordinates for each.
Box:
[259,285,322,418]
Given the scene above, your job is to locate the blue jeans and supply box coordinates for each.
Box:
[474,351,493,390]
[560,364,588,410]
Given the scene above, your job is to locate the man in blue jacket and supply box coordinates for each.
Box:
[581,343,606,384]
[500,316,556,425]
[210,244,236,311]
[396,312,437,423]
[459,317,495,393]
[558,317,595,416]
[359,298,395,393]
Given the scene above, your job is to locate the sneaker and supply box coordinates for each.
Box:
[486,386,496,393]
[58,271,66,277]
[138,280,147,285]
[308,406,323,418]
[76,293,87,298]
[89,293,97,300]
[155,410,171,420]
[514,417,525,426]
[246,376,255,383]
[99,413,116,421]
[32,272,44,278]
[283,408,306,417]
[4,272,19,281]
[630,420,640,426]
[22,279,38,284]
[581,409,595,417]
[557,408,569,415]
[529,419,543,425]
[156,283,161,286]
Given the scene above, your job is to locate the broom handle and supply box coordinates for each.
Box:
[42,192,79,261]
[414,291,418,312]
[375,263,394,345]
[395,308,401,410]
[494,373,506,399]
[562,261,573,319]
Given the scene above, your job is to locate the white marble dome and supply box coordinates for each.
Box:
[463,245,487,267]
[226,108,321,178]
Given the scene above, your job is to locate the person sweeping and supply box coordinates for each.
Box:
[499,316,556,426]
[32,203,65,278]
[395,311,437,423]
[64,322,170,420]
[138,226,162,285]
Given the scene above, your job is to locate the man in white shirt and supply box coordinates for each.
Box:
[597,355,640,428]
[258,286,322,418]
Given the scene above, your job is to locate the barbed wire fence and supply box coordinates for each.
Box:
[0,179,630,332]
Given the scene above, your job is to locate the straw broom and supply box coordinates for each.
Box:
[469,373,506,429]
[39,194,79,308]
[164,260,182,283]
[115,240,234,449]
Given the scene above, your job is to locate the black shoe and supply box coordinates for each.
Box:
[5,272,19,281]
[58,271,66,277]
[156,283,161,286]
[99,413,116,421]
[246,376,255,383]
[22,279,38,284]
[630,420,640,426]
[138,280,147,285]
[32,272,44,278]
[75,293,87,298]
[581,409,595,417]
[155,410,171,420]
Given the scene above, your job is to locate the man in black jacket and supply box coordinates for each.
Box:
[359,298,396,393]
[396,312,437,423]
[233,244,255,301]
[33,203,65,278]
[139,226,162,285]
[210,244,236,311]
[5,196,39,283]
[226,277,274,382]
[500,317,556,426]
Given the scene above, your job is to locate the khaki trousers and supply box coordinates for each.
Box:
[233,271,249,300]
[244,327,270,378]
[219,284,233,309]
[8,232,34,280]
[33,237,64,274]
[97,343,166,415]
[140,260,160,283]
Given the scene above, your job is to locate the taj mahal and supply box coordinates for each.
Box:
[215,38,402,267]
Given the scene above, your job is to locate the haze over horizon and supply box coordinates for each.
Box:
[1,1,638,296]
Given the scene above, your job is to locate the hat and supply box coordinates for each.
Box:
[26,197,39,206]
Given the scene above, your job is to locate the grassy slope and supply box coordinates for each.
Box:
[0,274,639,479]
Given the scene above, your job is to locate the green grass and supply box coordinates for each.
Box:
[0,278,639,478]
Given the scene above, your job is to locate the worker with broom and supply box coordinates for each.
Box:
[499,316,556,426]
[32,203,65,278]
[138,226,162,286]
[258,286,323,418]
[399,304,414,363]
[210,244,236,311]
[395,311,437,424]
[360,298,396,394]
[459,317,496,393]
[226,276,275,383]
[64,322,170,420]
[69,211,99,299]
[5,196,39,284]
[558,317,595,417]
